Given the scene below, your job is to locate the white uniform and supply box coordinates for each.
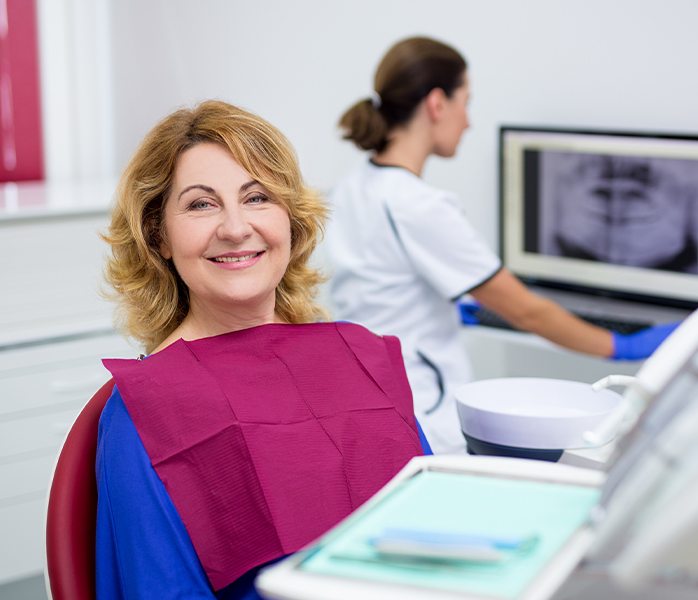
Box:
[325,160,501,453]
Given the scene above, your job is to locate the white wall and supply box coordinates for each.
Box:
[105,0,698,250]
[37,0,114,181]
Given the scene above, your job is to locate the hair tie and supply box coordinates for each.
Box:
[369,91,382,110]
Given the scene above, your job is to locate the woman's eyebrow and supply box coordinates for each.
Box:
[176,180,261,202]
[177,184,217,201]
[240,179,261,193]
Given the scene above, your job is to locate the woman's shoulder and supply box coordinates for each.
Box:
[384,175,461,219]
[96,383,163,508]
[362,164,458,207]
[97,385,141,461]
[329,320,401,351]
[330,319,381,337]
[329,160,457,212]
[98,384,123,431]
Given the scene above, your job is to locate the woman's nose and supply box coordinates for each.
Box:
[217,207,253,242]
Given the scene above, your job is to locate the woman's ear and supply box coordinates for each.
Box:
[160,240,172,260]
[159,229,172,260]
[425,88,446,122]
[158,216,172,259]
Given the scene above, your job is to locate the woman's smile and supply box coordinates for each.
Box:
[208,250,266,269]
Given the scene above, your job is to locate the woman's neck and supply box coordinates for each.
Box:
[154,298,279,353]
[373,116,433,176]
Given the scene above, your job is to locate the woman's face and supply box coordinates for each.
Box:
[160,142,291,318]
[433,76,471,157]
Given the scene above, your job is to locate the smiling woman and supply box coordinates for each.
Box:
[95,100,431,599]
[157,142,293,347]
[104,100,326,354]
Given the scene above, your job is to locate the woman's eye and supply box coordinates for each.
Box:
[188,198,215,210]
[246,194,269,205]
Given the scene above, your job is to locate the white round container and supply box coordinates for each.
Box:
[455,377,623,450]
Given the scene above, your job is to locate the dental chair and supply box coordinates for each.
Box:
[45,379,114,600]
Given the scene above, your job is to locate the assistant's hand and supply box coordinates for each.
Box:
[457,300,481,325]
[611,321,681,360]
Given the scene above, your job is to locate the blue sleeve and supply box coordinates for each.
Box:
[95,387,264,600]
[416,418,433,455]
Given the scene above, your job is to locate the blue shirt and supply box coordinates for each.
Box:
[96,387,432,599]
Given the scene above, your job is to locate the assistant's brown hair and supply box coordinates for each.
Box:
[103,100,327,352]
[339,36,467,153]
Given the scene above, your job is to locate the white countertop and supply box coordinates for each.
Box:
[0,178,121,347]
[0,178,118,221]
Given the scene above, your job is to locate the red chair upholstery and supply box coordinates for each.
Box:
[45,378,114,600]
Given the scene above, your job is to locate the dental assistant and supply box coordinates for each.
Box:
[325,36,678,454]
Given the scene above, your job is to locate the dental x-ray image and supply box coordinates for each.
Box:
[536,151,698,273]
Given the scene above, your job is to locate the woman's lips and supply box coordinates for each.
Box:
[208,251,264,269]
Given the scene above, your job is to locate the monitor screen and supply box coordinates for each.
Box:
[499,126,698,307]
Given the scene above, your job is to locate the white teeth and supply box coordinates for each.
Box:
[212,253,258,263]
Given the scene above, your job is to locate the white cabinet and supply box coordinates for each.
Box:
[0,212,116,346]
[0,333,136,584]
[0,181,139,584]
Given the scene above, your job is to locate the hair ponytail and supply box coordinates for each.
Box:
[339,98,390,152]
[338,36,466,154]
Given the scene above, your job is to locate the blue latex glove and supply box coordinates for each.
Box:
[612,321,681,360]
[457,300,481,325]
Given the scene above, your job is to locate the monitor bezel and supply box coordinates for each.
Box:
[498,124,698,310]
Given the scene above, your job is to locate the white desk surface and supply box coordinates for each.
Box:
[0,179,116,222]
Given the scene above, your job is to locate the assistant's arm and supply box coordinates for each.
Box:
[468,268,681,359]
[469,267,614,357]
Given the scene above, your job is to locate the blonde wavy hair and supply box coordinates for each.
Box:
[103,100,328,352]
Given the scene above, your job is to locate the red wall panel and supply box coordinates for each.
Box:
[0,0,44,182]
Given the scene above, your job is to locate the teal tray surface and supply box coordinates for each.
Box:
[299,470,600,598]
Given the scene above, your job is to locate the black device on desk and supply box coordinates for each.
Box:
[494,125,698,328]
[467,305,650,335]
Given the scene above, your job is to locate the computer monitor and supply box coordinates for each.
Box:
[499,126,698,309]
